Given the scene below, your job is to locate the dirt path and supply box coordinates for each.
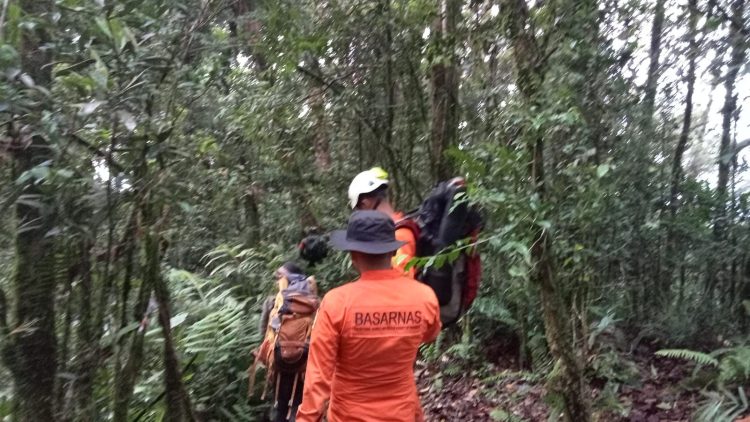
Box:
[417,349,744,421]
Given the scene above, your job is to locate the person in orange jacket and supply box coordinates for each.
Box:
[296,211,441,422]
[347,167,416,275]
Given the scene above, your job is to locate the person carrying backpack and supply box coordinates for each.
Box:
[250,262,319,422]
[347,167,417,276]
[350,168,483,327]
[296,210,441,422]
[394,177,483,326]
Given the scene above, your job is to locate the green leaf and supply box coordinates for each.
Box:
[0,45,20,68]
[117,110,136,132]
[596,164,610,178]
[108,18,127,51]
[56,169,74,179]
[95,16,112,39]
[404,256,423,271]
[79,100,105,116]
[447,248,461,263]
[490,408,512,421]
[433,253,447,269]
[508,265,525,278]
[178,201,196,214]
[170,313,189,328]
[19,73,35,87]
[54,59,96,76]
[655,349,718,367]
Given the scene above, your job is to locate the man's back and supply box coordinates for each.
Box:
[297,268,441,422]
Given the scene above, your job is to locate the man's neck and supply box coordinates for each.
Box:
[375,202,396,217]
[358,265,393,273]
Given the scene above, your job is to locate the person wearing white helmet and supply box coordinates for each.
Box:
[347,167,416,276]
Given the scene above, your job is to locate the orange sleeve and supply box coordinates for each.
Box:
[296,295,341,422]
[394,227,417,277]
[422,292,441,343]
[416,290,441,421]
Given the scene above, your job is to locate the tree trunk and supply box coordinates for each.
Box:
[714,0,746,241]
[668,0,698,220]
[643,0,666,117]
[709,0,746,296]
[143,202,196,422]
[664,0,698,294]
[429,0,460,182]
[243,185,261,247]
[4,0,58,419]
[9,140,59,422]
[502,0,591,420]
[55,269,75,420]
[73,239,96,422]
[113,282,149,422]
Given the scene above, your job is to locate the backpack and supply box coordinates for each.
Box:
[248,275,319,419]
[298,234,329,266]
[396,177,483,326]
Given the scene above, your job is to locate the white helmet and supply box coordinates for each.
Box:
[347,167,389,209]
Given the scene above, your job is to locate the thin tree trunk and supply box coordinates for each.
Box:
[714,0,746,241]
[148,224,196,422]
[141,198,195,422]
[709,0,746,296]
[73,239,96,422]
[243,185,261,247]
[668,0,698,219]
[429,0,460,182]
[643,0,666,117]
[56,270,75,420]
[384,0,398,200]
[112,281,149,422]
[740,255,750,330]
[664,0,698,297]
[502,0,591,420]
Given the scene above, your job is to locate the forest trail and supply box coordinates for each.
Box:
[418,345,748,422]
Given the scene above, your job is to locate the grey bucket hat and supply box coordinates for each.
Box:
[330,210,406,254]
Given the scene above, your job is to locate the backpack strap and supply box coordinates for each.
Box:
[247,359,257,399]
[273,372,281,408]
[287,373,300,420]
[247,349,263,399]
[394,215,420,237]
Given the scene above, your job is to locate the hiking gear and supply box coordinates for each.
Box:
[268,371,304,422]
[248,273,319,421]
[329,210,406,254]
[298,234,329,266]
[296,268,441,422]
[348,168,390,208]
[392,212,417,277]
[395,177,483,326]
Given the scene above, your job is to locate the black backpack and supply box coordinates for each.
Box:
[298,234,329,266]
[396,177,483,326]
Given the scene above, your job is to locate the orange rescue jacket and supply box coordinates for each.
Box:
[392,212,417,277]
[296,268,441,422]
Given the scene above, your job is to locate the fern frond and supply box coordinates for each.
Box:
[655,349,719,367]
[694,388,748,422]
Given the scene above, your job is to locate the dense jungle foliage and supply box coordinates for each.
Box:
[0,0,749,420]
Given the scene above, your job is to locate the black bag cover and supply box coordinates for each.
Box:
[413,178,481,307]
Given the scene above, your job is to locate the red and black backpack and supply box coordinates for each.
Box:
[396,177,483,326]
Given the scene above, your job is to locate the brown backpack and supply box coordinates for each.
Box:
[248,277,319,419]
